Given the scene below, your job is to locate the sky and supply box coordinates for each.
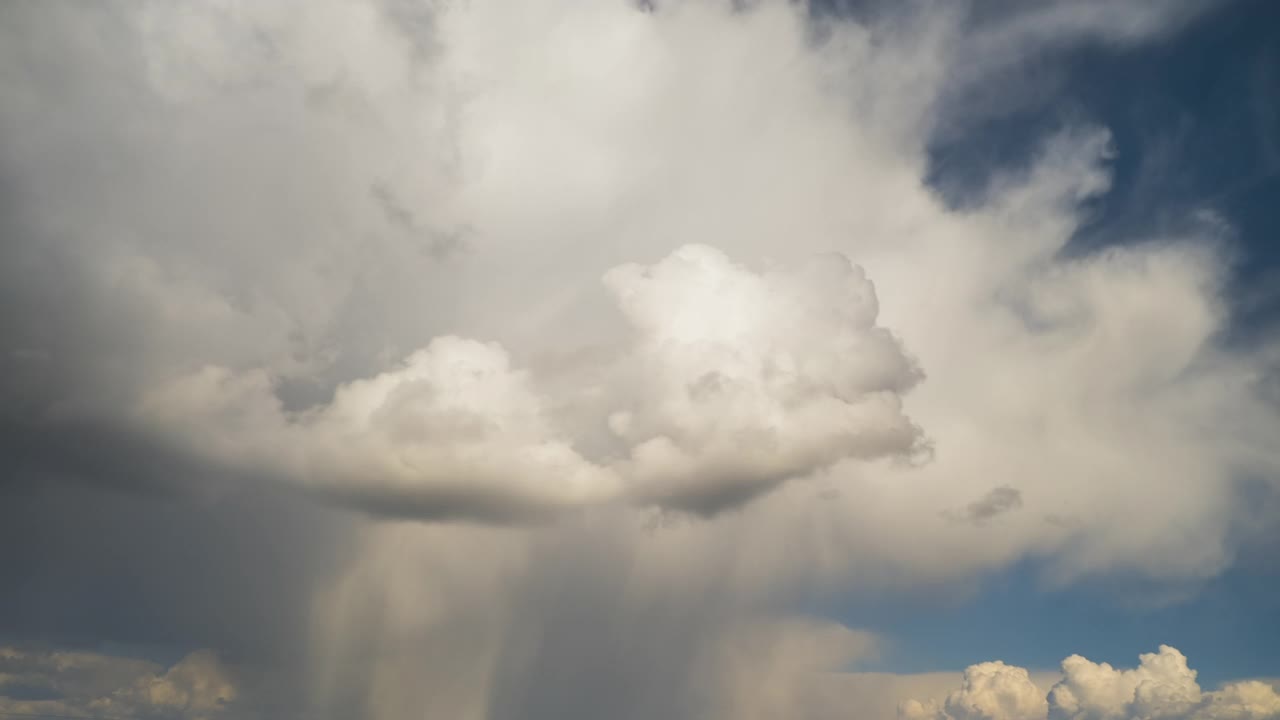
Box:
[0,1,1278,720]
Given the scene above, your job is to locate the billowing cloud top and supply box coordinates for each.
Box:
[904,646,1280,720]
[133,241,922,521]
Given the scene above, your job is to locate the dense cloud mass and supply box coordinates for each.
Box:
[1,0,1277,718]
[904,646,1280,720]
[901,661,1049,720]
[133,242,922,520]
[603,244,924,511]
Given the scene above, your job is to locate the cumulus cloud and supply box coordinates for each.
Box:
[136,335,618,522]
[902,661,1048,720]
[604,244,923,511]
[130,242,921,521]
[1,1,1278,720]
[3,0,1269,566]
[904,647,1280,720]
[1049,646,1202,720]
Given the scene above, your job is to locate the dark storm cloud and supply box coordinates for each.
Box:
[0,472,355,717]
[0,0,471,513]
[0,478,347,661]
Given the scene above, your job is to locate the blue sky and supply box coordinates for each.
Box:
[845,561,1280,687]
[930,0,1280,331]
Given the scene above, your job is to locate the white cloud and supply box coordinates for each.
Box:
[1049,646,1202,720]
[1198,681,1280,720]
[133,242,922,520]
[1,1,1277,719]
[903,661,1048,720]
[601,243,924,511]
[905,647,1280,720]
[10,0,1264,577]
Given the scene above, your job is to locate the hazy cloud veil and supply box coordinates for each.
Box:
[0,1,1277,719]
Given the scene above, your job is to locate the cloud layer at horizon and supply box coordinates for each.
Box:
[903,646,1280,720]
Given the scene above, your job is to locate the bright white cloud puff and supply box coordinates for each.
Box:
[904,647,1280,720]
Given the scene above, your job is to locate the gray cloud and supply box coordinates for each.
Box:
[0,647,247,720]
[960,486,1024,525]
[370,181,466,260]
[1,2,1278,720]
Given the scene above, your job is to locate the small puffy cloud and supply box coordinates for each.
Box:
[1197,681,1280,720]
[1049,645,1201,720]
[904,647,1280,720]
[1049,647,1280,720]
